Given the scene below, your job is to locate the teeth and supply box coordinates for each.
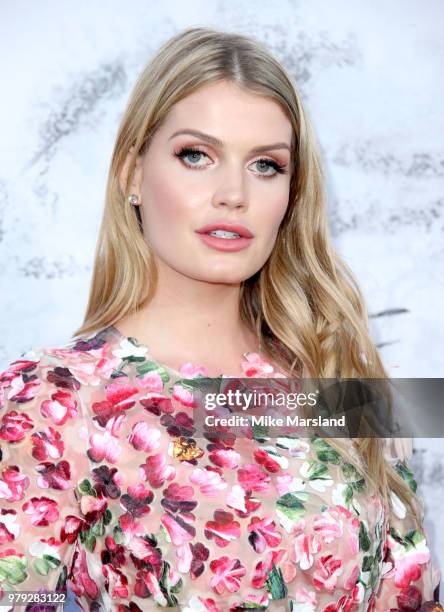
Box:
[208,230,241,239]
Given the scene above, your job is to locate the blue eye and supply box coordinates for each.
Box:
[175,146,208,166]
[255,158,287,176]
[174,146,288,177]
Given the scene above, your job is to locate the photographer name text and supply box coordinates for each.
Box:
[205,414,345,427]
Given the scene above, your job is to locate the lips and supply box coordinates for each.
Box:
[196,222,254,238]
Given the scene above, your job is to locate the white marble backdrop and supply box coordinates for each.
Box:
[1,0,443,577]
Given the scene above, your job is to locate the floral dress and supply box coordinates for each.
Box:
[0,324,441,611]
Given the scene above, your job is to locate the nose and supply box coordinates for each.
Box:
[211,166,248,211]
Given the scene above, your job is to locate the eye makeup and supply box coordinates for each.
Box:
[173,145,288,177]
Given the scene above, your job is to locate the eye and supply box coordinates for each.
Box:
[253,158,287,177]
[174,146,210,169]
[174,146,288,178]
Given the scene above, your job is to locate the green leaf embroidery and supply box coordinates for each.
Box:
[123,339,147,363]
[42,554,61,570]
[34,557,50,576]
[277,493,306,510]
[275,435,301,450]
[341,462,365,491]
[103,508,112,525]
[159,524,171,543]
[159,560,180,606]
[55,565,67,591]
[389,526,404,544]
[404,529,426,550]
[170,577,183,594]
[374,538,383,562]
[389,526,425,551]
[344,484,354,503]
[80,529,96,552]
[265,562,288,599]
[362,555,374,572]
[253,429,271,443]
[0,555,28,585]
[369,554,381,589]
[276,493,306,522]
[305,460,330,481]
[77,479,96,497]
[91,519,105,536]
[395,461,417,493]
[359,521,371,552]
[110,369,128,380]
[113,524,124,545]
[136,361,171,383]
[312,438,341,464]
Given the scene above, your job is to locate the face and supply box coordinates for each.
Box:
[126,80,293,284]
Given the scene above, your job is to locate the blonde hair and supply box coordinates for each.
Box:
[73,27,421,528]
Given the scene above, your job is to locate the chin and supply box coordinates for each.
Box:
[194,268,251,284]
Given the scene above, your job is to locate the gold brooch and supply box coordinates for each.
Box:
[172,437,204,462]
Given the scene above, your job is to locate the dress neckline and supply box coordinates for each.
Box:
[103,324,281,379]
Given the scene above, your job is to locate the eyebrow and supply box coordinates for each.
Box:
[169,129,291,154]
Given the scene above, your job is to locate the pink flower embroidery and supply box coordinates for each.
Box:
[190,468,228,497]
[22,496,60,526]
[209,448,241,469]
[91,382,139,427]
[79,495,108,524]
[35,460,72,490]
[247,516,283,552]
[3,368,41,404]
[127,421,161,452]
[139,453,176,488]
[0,410,34,442]
[88,427,122,464]
[393,547,430,589]
[292,533,321,570]
[102,563,129,599]
[172,384,198,407]
[204,510,241,548]
[313,508,345,544]
[0,508,19,544]
[312,554,343,592]
[237,464,270,493]
[254,448,284,473]
[179,363,209,378]
[161,511,196,545]
[137,371,164,390]
[67,546,99,600]
[31,426,65,460]
[209,555,246,594]
[0,466,30,501]
[240,353,274,377]
[226,484,247,513]
[40,389,78,426]
[252,549,287,589]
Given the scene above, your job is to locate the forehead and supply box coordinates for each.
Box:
[162,81,292,144]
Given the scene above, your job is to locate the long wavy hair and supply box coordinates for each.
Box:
[73,27,421,528]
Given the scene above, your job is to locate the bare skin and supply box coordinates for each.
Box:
[116,80,292,377]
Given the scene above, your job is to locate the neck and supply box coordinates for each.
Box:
[116,260,260,358]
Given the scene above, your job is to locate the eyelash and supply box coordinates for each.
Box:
[174,146,288,177]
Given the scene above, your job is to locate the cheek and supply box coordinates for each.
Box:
[140,172,190,234]
[262,194,289,236]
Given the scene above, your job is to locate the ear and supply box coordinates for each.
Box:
[118,146,143,200]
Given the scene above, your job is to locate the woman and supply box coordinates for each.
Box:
[0,27,442,611]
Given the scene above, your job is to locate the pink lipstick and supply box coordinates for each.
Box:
[195,222,254,252]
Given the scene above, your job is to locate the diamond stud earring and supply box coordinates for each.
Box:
[128,194,139,205]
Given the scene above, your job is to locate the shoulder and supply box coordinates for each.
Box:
[0,327,118,414]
